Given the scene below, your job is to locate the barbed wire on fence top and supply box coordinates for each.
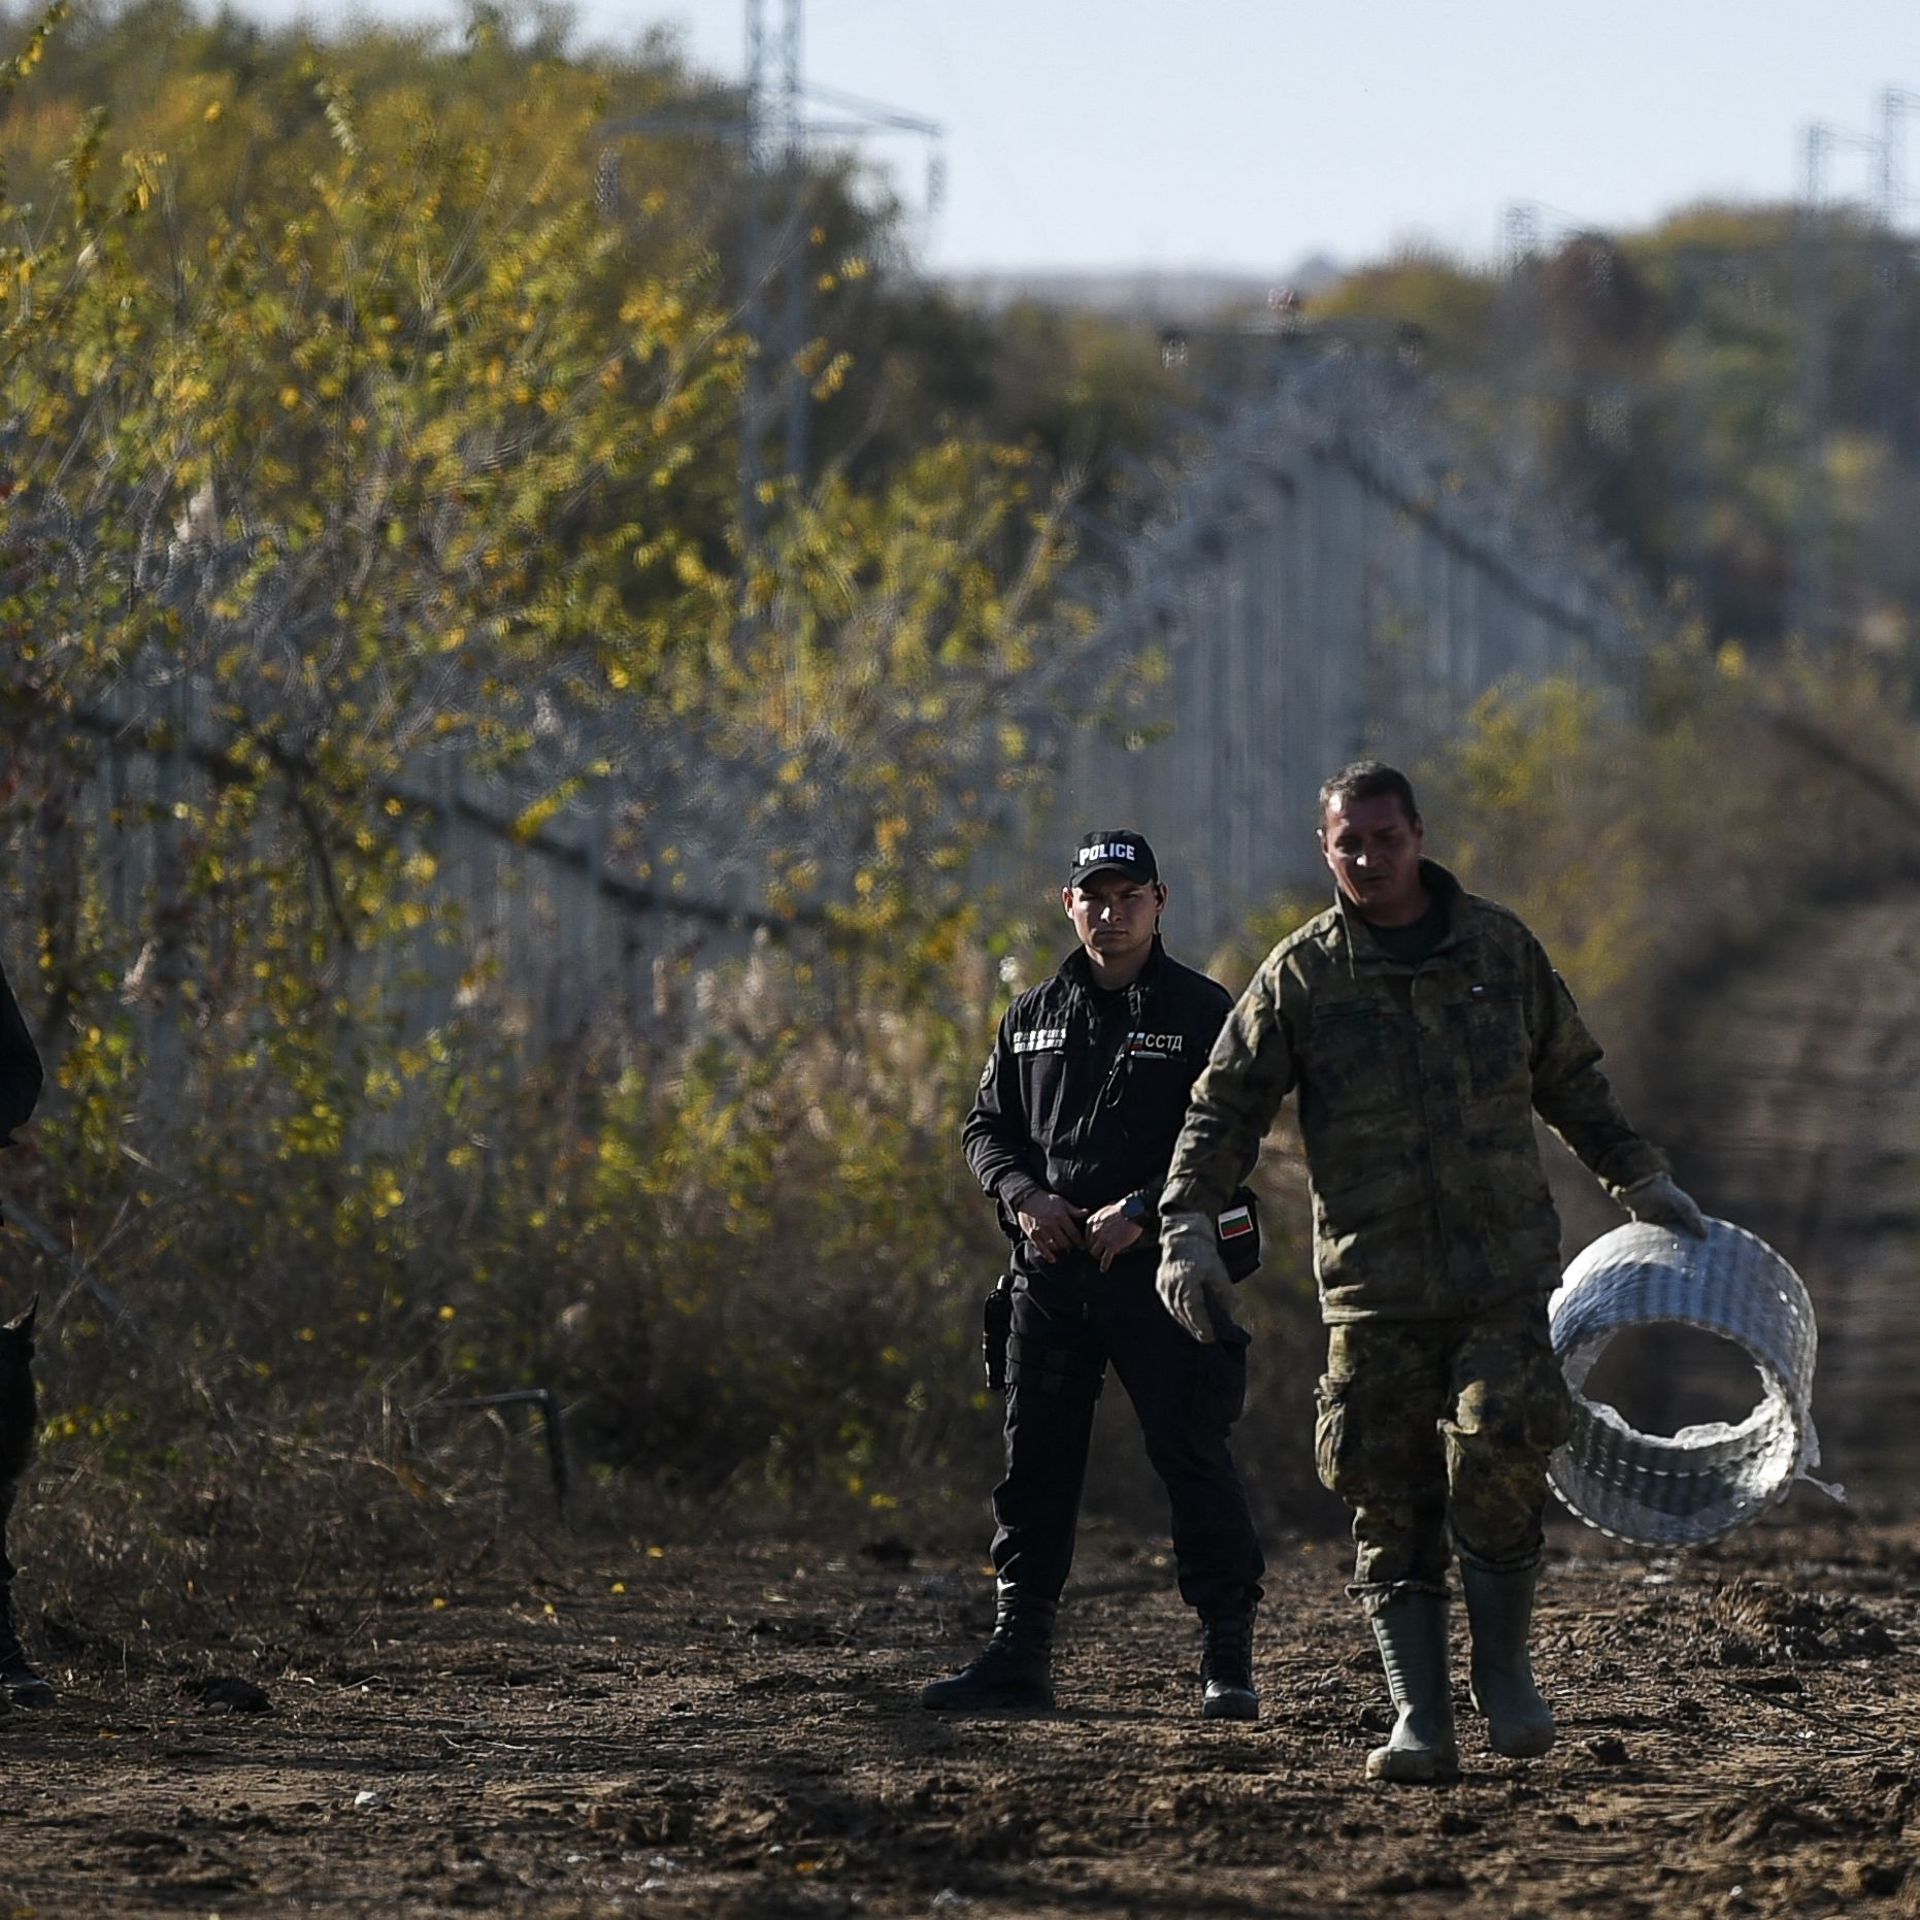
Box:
[1100,348,1653,665]
[5,338,1672,1055]
[976,344,1665,939]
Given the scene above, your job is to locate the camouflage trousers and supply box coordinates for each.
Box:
[1313,1298,1572,1613]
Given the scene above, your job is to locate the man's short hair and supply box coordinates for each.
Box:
[1318,760,1418,828]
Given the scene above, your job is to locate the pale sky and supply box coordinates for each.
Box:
[241,0,1915,275]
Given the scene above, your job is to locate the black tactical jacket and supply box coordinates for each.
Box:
[0,955,41,1146]
[964,940,1236,1243]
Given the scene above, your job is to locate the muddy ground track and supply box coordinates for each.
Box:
[0,1522,1915,1919]
[1,890,1918,1919]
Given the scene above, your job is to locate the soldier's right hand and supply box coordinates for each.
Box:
[1017,1192,1088,1262]
[1156,1213,1235,1343]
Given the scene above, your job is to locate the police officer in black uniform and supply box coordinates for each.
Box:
[922,831,1266,1718]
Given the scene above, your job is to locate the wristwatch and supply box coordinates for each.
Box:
[1120,1192,1155,1228]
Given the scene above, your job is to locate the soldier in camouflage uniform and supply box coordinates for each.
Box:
[1156,761,1705,1782]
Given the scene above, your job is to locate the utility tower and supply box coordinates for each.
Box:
[1875,89,1920,462]
[741,0,804,531]
[602,0,943,546]
[1496,202,1560,488]
[1795,121,1885,652]
[1497,200,1632,517]
[1880,87,1920,219]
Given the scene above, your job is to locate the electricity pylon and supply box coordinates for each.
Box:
[601,0,942,547]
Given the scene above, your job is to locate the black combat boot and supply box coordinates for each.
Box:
[1460,1563,1554,1758]
[0,1585,53,1707]
[1366,1592,1459,1783]
[920,1590,1055,1712]
[1199,1607,1259,1721]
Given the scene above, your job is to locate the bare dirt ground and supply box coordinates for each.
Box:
[0,1509,1915,1919]
[4,891,1917,1920]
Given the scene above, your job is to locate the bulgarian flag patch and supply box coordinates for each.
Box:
[1217,1204,1255,1241]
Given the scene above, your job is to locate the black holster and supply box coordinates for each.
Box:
[982,1275,1014,1392]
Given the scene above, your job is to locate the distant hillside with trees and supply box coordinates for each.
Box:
[1311,208,1920,675]
[0,0,1195,526]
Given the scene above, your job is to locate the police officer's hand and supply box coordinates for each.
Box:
[1621,1172,1708,1239]
[1156,1213,1235,1343]
[1017,1192,1088,1262]
[1084,1201,1144,1273]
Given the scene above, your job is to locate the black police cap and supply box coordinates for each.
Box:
[1068,831,1158,888]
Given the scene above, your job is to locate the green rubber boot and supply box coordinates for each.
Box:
[1461,1563,1555,1758]
[1365,1592,1459,1784]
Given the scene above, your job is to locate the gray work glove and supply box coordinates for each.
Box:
[1620,1172,1708,1239]
[1156,1212,1235,1344]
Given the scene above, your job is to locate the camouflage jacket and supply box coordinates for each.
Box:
[1162,863,1664,1322]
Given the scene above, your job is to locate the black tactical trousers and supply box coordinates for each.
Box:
[990,1247,1265,1615]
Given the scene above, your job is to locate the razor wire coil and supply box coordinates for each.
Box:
[1548,1217,1830,1547]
